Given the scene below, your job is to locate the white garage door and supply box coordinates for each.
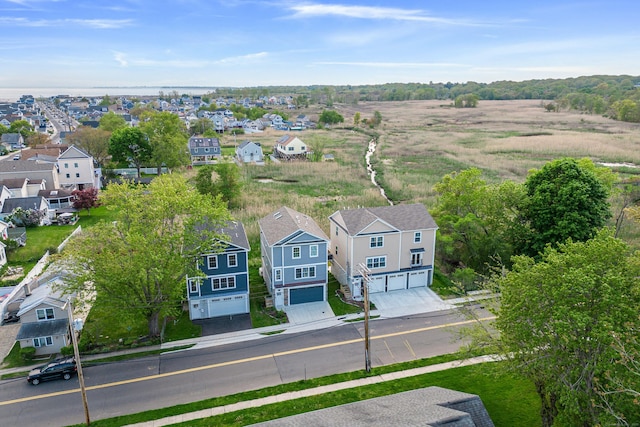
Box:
[387,273,406,291]
[208,294,248,317]
[408,271,427,288]
[368,276,386,293]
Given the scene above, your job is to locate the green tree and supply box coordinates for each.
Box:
[318,110,344,125]
[99,94,112,106]
[522,158,610,256]
[195,163,242,209]
[0,124,8,135]
[189,118,214,135]
[60,174,231,337]
[9,119,35,138]
[495,230,640,426]
[109,127,152,178]
[432,168,527,274]
[67,126,112,167]
[99,112,128,132]
[26,132,52,147]
[139,111,190,174]
[353,112,361,126]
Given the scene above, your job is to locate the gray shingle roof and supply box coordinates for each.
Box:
[16,319,69,340]
[1,196,48,214]
[250,386,494,427]
[259,206,329,246]
[331,203,437,235]
[0,161,56,173]
[219,220,250,251]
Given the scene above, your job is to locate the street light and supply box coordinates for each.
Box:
[66,297,90,425]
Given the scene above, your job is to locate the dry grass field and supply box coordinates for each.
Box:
[222,100,640,243]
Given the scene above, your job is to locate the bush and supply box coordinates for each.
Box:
[60,345,74,356]
[20,346,36,362]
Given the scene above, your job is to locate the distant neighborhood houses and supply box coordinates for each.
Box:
[6,92,316,137]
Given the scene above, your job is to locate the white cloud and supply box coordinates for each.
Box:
[112,51,128,67]
[286,3,482,26]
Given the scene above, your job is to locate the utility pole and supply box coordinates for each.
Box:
[358,264,372,373]
[67,298,90,425]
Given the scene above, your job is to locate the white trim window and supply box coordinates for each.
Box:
[411,252,423,266]
[366,256,387,269]
[292,246,301,259]
[33,336,53,347]
[207,256,218,269]
[414,232,422,243]
[275,269,282,281]
[309,245,318,258]
[36,308,55,321]
[295,266,316,279]
[228,253,238,267]
[370,236,384,248]
[188,277,203,293]
[212,276,236,290]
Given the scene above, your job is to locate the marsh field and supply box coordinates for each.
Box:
[219,99,640,246]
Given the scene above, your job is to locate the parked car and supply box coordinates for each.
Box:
[27,357,76,385]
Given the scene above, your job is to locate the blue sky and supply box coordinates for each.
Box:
[1,0,639,88]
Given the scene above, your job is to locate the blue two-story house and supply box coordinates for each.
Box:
[186,221,250,320]
[259,206,329,309]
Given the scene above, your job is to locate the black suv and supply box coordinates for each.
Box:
[27,357,77,385]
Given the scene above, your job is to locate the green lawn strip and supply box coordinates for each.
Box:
[177,363,539,427]
[74,360,539,427]
[327,274,363,316]
[66,353,467,426]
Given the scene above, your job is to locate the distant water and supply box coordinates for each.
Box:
[0,87,216,102]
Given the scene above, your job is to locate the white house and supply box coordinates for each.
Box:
[57,145,99,190]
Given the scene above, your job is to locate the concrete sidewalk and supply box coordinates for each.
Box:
[123,355,501,427]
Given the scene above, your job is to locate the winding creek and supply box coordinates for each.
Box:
[365,137,393,206]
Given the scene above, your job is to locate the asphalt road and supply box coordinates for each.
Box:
[0,308,492,426]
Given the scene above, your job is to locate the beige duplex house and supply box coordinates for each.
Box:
[329,204,438,300]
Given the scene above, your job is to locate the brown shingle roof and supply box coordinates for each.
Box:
[259,206,328,246]
[331,203,438,235]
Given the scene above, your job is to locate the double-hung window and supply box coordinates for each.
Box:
[188,278,202,293]
[370,236,384,248]
[414,232,422,243]
[36,308,55,321]
[212,276,236,290]
[275,269,282,281]
[228,254,238,267]
[292,246,301,259]
[295,266,316,279]
[207,256,218,269]
[366,256,386,269]
[309,245,318,257]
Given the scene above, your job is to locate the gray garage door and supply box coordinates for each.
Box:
[289,286,324,305]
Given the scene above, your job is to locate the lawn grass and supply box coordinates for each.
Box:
[327,274,363,316]
[70,357,540,427]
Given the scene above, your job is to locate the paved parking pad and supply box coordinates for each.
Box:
[193,313,252,336]
[369,287,453,318]
[283,302,335,325]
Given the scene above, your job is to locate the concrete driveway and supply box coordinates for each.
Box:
[369,287,453,318]
[283,301,335,325]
